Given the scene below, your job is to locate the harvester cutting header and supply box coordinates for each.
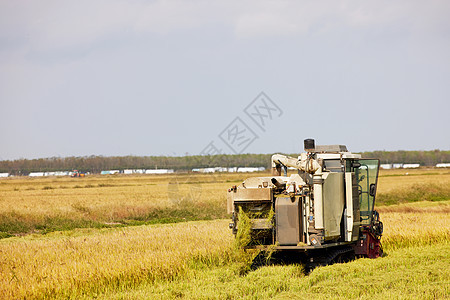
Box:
[228,139,383,267]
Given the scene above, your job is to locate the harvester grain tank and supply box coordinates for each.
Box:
[228,139,383,268]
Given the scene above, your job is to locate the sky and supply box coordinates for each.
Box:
[1,0,449,160]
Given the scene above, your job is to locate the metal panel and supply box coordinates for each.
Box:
[315,145,348,153]
[227,191,233,214]
[242,177,286,188]
[351,173,361,241]
[344,172,353,241]
[322,172,345,240]
[232,188,273,202]
[251,219,273,230]
[275,197,301,246]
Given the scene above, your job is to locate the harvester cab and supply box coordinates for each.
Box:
[228,139,383,265]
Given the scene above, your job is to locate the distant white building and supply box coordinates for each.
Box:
[192,168,215,173]
[403,164,420,169]
[54,171,70,176]
[392,163,403,169]
[100,170,120,175]
[0,173,9,178]
[29,172,45,177]
[380,164,392,169]
[237,167,265,173]
[122,169,147,174]
[27,171,71,177]
[145,169,174,174]
[436,163,450,168]
[193,167,234,173]
[193,166,265,173]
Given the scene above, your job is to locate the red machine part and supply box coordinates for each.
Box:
[352,228,383,258]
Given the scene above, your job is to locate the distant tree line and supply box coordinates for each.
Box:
[0,150,448,175]
[0,154,270,175]
[362,150,450,165]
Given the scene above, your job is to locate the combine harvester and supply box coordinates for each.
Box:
[228,139,383,270]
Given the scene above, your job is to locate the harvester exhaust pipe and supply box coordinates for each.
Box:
[271,177,285,188]
[304,138,315,152]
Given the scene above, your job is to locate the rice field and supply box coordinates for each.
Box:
[0,220,236,298]
[0,173,240,236]
[0,168,449,299]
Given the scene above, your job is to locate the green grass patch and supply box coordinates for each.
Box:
[123,202,228,226]
[377,183,450,206]
[0,201,229,238]
[0,231,12,239]
[0,212,110,237]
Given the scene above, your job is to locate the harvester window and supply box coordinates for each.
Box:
[323,159,343,172]
[356,159,380,225]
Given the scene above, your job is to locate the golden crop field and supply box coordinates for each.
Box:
[0,173,244,236]
[377,168,450,193]
[0,168,449,299]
